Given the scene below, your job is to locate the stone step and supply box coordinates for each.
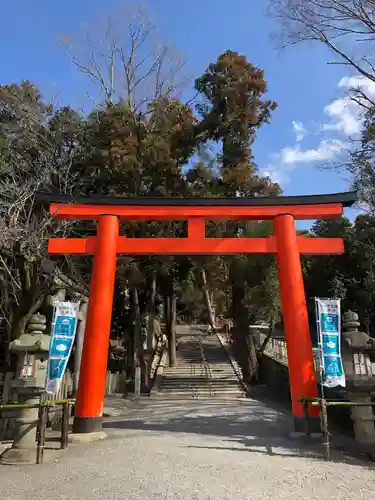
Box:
[158,391,245,396]
[157,388,244,394]
[160,377,239,382]
[159,387,242,392]
[159,380,242,386]
[164,368,236,373]
[156,391,245,399]
[158,387,244,393]
[155,330,244,399]
[160,380,241,385]
[161,375,238,379]
[161,378,239,387]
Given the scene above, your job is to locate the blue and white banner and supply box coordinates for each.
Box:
[46,301,80,395]
[315,298,346,388]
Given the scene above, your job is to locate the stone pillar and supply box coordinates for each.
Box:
[1,381,43,464]
[342,311,375,447]
[1,314,50,465]
[349,392,375,445]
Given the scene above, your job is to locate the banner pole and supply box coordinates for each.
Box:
[314,297,326,401]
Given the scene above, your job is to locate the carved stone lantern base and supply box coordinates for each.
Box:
[0,381,44,465]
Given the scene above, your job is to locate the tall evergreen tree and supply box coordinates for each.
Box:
[195,51,280,380]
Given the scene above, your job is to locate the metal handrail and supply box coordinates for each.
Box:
[0,398,75,410]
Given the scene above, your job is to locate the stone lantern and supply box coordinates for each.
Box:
[341,310,375,447]
[0,313,50,465]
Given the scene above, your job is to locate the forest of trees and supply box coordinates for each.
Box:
[1,2,375,381]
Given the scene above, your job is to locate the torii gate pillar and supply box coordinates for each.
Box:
[73,215,119,434]
[274,214,317,431]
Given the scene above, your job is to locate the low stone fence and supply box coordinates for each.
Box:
[250,325,322,404]
[250,325,355,436]
[251,325,320,370]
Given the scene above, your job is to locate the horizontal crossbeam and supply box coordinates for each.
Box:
[50,202,343,221]
[37,190,357,207]
[48,236,344,255]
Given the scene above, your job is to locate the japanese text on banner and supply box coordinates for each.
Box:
[46,301,80,395]
[315,298,346,389]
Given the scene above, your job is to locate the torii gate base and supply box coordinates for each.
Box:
[40,191,356,436]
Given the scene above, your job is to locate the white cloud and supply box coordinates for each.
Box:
[339,75,375,97]
[292,121,307,142]
[322,75,375,136]
[263,75,375,186]
[323,97,362,136]
[280,139,348,165]
[263,166,290,186]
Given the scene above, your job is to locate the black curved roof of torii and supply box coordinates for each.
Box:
[35,191,357,208]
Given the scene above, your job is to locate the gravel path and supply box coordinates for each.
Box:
[1,397,374,500]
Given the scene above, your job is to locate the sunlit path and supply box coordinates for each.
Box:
[1,396,374,500]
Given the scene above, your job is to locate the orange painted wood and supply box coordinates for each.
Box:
[74,215,119,421]
[48,236,344,255]
[188,217,205,239]
[50,202,343,221]
[273,215,319,419]
[297,237,344,254]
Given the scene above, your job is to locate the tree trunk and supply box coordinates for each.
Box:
[147,273,157,352]
[201,268,215,328]
[168,293,177,367]
[132,287,142,396]
[247,318,277,384]
[73,300,88,395]
[230,260,257,382]
[164,294,171,333]
[0,276,11,368]
[132,287,141,370]
[149,273,157,314]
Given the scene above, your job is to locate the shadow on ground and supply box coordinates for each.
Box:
[102,397,375,470]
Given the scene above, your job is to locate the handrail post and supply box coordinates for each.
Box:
[36,405,48,465]
[320,399,331,460]
[60,403,70,449]
[303,399,311,436]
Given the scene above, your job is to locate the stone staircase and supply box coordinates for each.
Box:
[154,325,246,399]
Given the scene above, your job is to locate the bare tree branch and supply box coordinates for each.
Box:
[62,0,186,111]
[269,0,375,90]
[0,82,89,342]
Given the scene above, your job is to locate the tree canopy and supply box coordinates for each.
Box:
[2,2,375,381]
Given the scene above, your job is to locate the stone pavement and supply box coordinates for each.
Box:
[1,396,375,500]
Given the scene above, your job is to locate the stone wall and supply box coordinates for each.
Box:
[258,354,291,405]
[250,326,354,436]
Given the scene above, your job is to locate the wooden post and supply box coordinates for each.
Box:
[36,405,48,465]
[60,403,70,449]
[273,214,319,432]
[73,215,119,434]
[320,399,330,460]
[73,300,88,396]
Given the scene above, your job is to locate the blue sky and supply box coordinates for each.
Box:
[0,0,367,224]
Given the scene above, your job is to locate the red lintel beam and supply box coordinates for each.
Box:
[49,203,343,221]
[48,236,344,256]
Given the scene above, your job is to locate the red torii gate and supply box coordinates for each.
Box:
[38,191,356,435]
